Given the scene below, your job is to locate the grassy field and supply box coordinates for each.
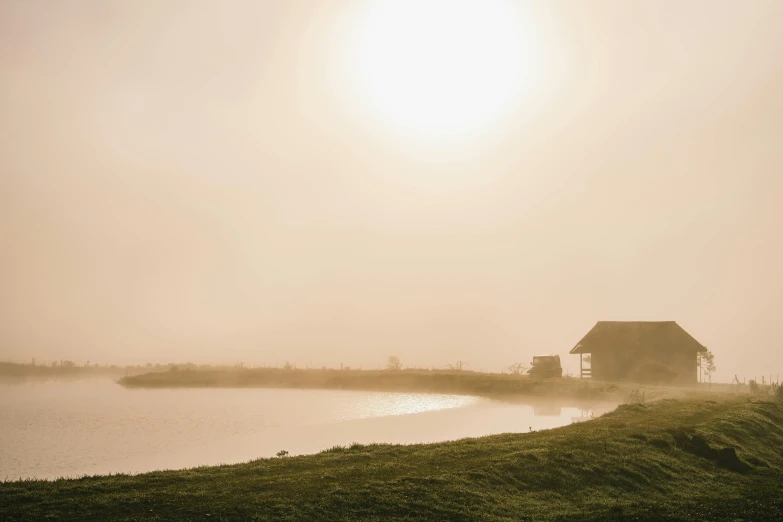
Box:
[118,367,723,404]
[2,394,782,521]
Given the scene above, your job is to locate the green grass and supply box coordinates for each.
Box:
[2,396,782,521]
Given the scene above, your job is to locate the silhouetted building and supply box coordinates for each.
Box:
[570,321,706,384]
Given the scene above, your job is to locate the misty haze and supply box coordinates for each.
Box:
[1,0,782,521]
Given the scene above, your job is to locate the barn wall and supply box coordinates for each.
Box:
[589,348,699,384]
[664,350,699,384]
[590,349,635,381]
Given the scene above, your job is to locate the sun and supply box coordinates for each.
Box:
[350,0,532,139]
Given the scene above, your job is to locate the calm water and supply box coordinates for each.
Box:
[0,379,614,480]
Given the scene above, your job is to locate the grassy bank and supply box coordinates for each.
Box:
[1,395,782,521]
[118,368,711,403]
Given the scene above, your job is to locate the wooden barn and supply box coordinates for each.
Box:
[570,321,706,384]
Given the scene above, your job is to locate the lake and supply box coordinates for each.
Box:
[0,378,614,480]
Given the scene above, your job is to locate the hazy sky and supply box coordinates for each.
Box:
[1,0,782,380]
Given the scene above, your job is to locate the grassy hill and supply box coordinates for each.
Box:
[2,395,782,521]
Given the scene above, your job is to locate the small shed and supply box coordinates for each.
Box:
[570,321,707,384]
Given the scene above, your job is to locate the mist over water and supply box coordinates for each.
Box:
[0,379,613,480]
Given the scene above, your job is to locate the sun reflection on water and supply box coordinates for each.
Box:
[1,381,615,479]
[348,392,482,421]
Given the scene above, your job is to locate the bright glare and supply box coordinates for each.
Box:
[353,0,531,139]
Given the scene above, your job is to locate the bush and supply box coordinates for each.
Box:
[625,389,646,405]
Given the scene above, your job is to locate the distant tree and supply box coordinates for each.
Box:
[507,362,528,375]
[387,356,402,371]
[62,360,75,368]
[283,361,294,371]
[447,361,467,371]
[699,350,716,383]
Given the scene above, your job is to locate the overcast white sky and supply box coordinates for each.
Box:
[1,0,782,381]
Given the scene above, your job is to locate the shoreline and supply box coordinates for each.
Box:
[2,395,781,520]
[118,367,720,403]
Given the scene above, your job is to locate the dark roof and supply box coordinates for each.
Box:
[570,321,707,354]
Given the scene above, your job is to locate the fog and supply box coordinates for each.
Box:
[1,0,782,381]
[3,379,611,479]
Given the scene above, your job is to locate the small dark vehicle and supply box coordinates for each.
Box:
[528,355,563,378]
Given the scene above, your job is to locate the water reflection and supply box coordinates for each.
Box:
[350,392,481,419]
[533,404,562,416]
[0,379,616,480]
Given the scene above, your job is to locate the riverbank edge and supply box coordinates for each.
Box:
[1,395,782,521]
[117,368,716,404]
